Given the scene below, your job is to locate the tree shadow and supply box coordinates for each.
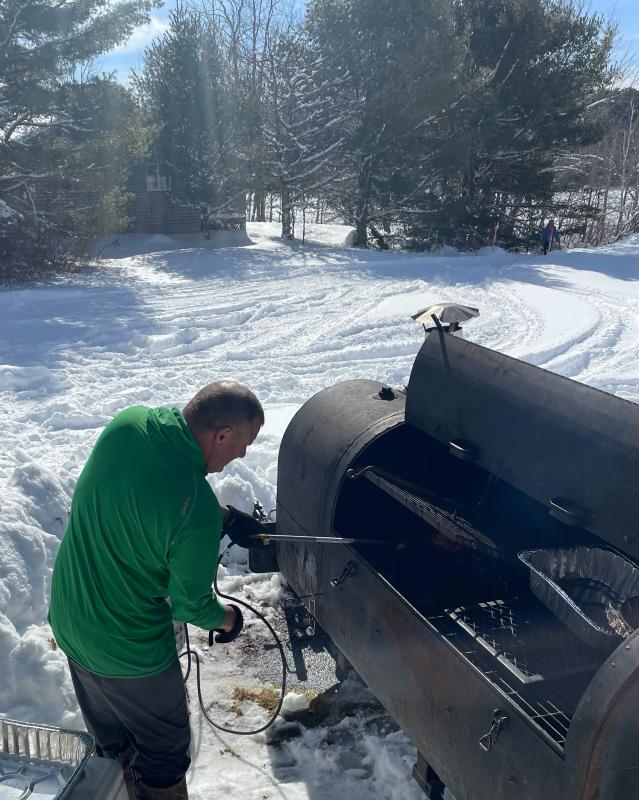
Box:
[0,272,154,400]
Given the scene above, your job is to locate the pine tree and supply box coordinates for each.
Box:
[132,4,243,216]
[443,0,615,247]
[306,0,462,247]
[262,28,350,237]
[0,0,159,274]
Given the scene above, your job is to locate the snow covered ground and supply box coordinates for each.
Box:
[2,222,639,798]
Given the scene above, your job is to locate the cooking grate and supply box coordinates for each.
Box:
[359,467,499,556]
[479,664,574,752]
[446,599,601,684]
[429,598,600,752]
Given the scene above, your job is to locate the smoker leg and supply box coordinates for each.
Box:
[412,753,445,800]
[335,649,354,683]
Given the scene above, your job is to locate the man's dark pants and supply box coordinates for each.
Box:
[68,657,190,788]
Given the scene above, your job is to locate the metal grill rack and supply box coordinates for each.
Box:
[359,467,499,557]
[481,665,574,753]
[446,599,601,683]
[429,598,600,752]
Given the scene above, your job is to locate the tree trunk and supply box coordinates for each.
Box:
[281,183,292,237]
[352,157,375,248]
[254,190,266,222]
[353,215,368,247]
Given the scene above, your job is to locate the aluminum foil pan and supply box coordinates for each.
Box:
[0,719,94,800]
[518,547,639,654]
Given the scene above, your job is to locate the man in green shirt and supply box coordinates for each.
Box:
[49,381,264,800]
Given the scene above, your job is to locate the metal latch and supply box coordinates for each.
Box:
[479,709,508,752]
[330,560,357,587]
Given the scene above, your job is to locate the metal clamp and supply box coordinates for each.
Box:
[330,560,357,587]
[479,709,508,752]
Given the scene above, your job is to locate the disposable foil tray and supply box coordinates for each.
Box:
[519,547,639,654]
[0,719,94,800]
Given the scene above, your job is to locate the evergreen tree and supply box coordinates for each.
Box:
[444,0,615,247]
[306,0,462,247]
[132,5,243,215]
[0,0,159,274]
[262,28,349,237]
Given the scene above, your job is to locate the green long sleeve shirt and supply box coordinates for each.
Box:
[49,405,227,677]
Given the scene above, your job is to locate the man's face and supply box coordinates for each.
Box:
[203,417,262,473]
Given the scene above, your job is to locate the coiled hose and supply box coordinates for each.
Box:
[179,550,288,735]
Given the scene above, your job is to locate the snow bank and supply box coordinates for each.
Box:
[95,228,252,259]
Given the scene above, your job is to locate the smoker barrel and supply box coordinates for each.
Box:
[275,332,639,800]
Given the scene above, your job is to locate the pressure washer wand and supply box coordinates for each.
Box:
[255,533,394,546]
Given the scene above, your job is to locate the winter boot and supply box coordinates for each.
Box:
[135,778,189,800]
[117,743,136,782]
[115,744,137,799]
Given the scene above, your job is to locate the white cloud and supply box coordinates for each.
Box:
[109,16,169,56]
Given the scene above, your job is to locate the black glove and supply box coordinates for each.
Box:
[209,604,244,644]
[222,505,266,548]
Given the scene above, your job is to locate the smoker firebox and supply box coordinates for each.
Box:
[272,331,639,800]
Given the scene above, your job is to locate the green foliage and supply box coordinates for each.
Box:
[436,0,615,246]
[132,5,243,213]
[305,0,616,248]
[0,0,159,275]
[0,0,621,264]
[307,0,463,245]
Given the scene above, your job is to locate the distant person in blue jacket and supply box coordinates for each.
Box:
[540,220,560,254]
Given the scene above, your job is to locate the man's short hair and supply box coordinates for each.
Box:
[183,381,264,433]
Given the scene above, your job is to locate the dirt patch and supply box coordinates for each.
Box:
[231,686,281,714]
[231,686,319,715]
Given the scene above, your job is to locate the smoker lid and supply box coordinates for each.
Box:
[405,332,639,560]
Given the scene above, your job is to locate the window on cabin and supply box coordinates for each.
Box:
[146,163,171,192]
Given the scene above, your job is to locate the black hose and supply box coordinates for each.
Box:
[179,549,288,735]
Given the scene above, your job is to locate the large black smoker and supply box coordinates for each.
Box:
[270,330,639,800]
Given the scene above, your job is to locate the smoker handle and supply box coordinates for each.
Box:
[449,439,478,462]
[479,709,508,752]
[548,496,588,527]
[330,560,357,587]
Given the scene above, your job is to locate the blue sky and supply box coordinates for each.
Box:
[98,0,639,84]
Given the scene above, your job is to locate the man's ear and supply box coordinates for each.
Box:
[213,426,233,446]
